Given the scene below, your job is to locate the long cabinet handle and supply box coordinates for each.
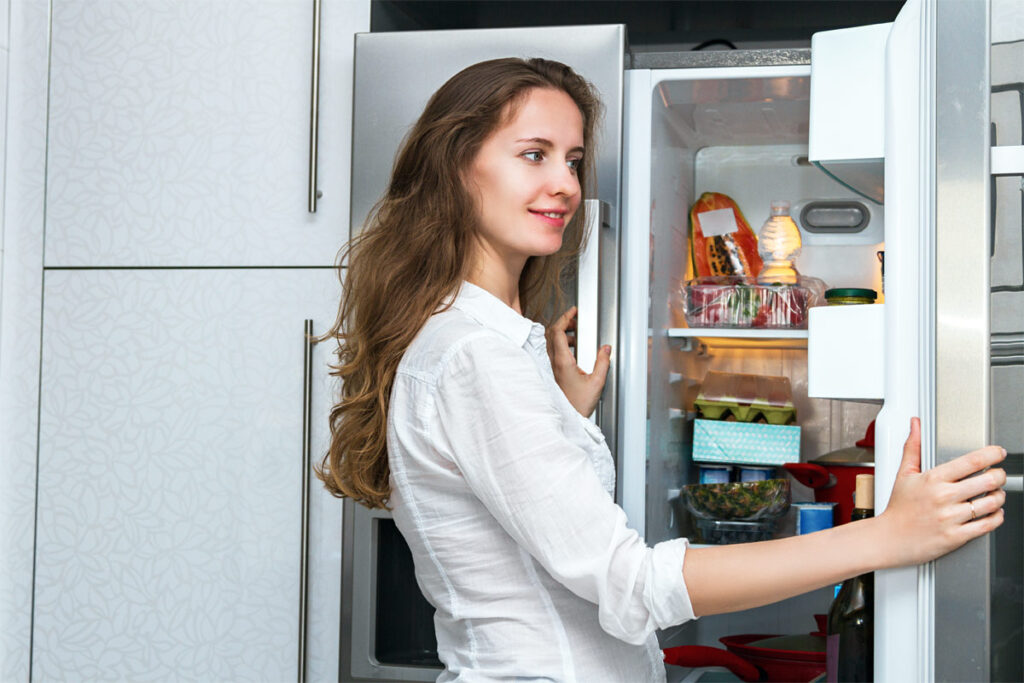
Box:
[298,320,314,682]
[307,0,322,213]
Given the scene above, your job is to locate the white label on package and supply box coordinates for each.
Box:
[698,208,739,237]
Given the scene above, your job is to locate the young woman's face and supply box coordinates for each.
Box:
[465,87,585,267]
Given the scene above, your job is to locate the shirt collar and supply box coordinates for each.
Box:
[449,281,538,348]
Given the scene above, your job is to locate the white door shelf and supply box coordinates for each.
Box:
[807,303,885,400]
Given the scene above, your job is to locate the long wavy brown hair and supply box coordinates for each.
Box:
[316,57,603,509]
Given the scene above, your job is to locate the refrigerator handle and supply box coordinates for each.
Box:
[298,320,315,682]
[307,0,323,213]
[575,199,609,422]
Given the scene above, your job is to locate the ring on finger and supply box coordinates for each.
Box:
[968,500,977,521]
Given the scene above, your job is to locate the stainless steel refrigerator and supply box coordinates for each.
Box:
[340,2,1023,680]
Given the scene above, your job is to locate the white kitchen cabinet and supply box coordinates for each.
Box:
[34,267,344,680]
[43,0,367,267]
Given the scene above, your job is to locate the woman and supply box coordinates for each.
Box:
[318,57,1007,681]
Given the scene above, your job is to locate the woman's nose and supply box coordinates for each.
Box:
[547,163,579,197]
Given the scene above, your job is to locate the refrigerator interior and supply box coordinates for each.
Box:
[637,68,885,651]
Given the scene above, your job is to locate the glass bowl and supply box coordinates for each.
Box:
[681,478,791,522]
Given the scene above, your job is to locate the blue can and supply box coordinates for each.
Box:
[699,466,732,485]
[794,503,836,534]
[739,466,775,482]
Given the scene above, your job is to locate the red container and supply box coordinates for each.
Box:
[783,422,875,526]
[664,632,826,682]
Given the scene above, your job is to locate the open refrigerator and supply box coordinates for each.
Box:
[344,1,1023,680]
[620,1,1023,680]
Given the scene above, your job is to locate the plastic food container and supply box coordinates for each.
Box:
[695,519,777,544]
[678,275,826,329]
[694,371,796,424]
[824,287,877,305]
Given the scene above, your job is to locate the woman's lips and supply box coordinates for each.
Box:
[529,209,566,227]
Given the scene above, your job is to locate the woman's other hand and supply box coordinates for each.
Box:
[878,417,1007,568]
[545,306,611,417]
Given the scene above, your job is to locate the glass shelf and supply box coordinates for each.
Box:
[664,327,809,350]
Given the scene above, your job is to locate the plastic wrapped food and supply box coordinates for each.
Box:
[689,192,763,278]
[678,275,826,329]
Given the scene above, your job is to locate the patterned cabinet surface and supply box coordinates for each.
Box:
[44,0,369,267]
[1,2,53,680]
[35,268,345,680]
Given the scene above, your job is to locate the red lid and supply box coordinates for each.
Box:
[856,420,875,448]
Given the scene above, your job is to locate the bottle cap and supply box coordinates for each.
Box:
[825,288,877,301]
[855,473,875,510]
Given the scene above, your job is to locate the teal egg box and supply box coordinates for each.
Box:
[692,419,801,465]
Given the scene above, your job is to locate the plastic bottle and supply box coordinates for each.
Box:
[757,200,802,285]
[826,474,874,682]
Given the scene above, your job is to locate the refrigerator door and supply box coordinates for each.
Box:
[343,26,624,682]
[880,0,1023,681]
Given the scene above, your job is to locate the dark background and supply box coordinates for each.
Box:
[371,1,905,50]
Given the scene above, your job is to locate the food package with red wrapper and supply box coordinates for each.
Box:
[689,192,763,279]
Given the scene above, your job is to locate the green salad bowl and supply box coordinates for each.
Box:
[681,478,791,522]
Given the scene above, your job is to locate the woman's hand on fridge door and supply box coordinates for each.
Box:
[878,417,1008,568]
[545,306,611,418]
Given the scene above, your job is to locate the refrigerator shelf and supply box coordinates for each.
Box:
[664,327,809,351]
[667,327,809,339]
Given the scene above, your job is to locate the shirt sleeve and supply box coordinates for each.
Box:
[430,332,697,645]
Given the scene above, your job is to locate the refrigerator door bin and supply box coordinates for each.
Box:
[807,304,885,400]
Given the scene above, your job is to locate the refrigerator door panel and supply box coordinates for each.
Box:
[932,0,993,680]
[883,1,1023,681]
[875,1,928,680]
[620,68,652,533]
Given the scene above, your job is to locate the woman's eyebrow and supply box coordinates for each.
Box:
[515,137,585,155]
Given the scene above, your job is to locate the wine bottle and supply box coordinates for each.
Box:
[826,474,874,682]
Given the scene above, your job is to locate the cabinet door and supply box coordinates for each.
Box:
[44,0,369,267]
[34,268,344,680]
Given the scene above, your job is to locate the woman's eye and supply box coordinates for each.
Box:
[522,151,543,162]
[567,158,582,172]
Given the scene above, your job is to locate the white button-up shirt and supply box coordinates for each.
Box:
[387,282,696,682]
